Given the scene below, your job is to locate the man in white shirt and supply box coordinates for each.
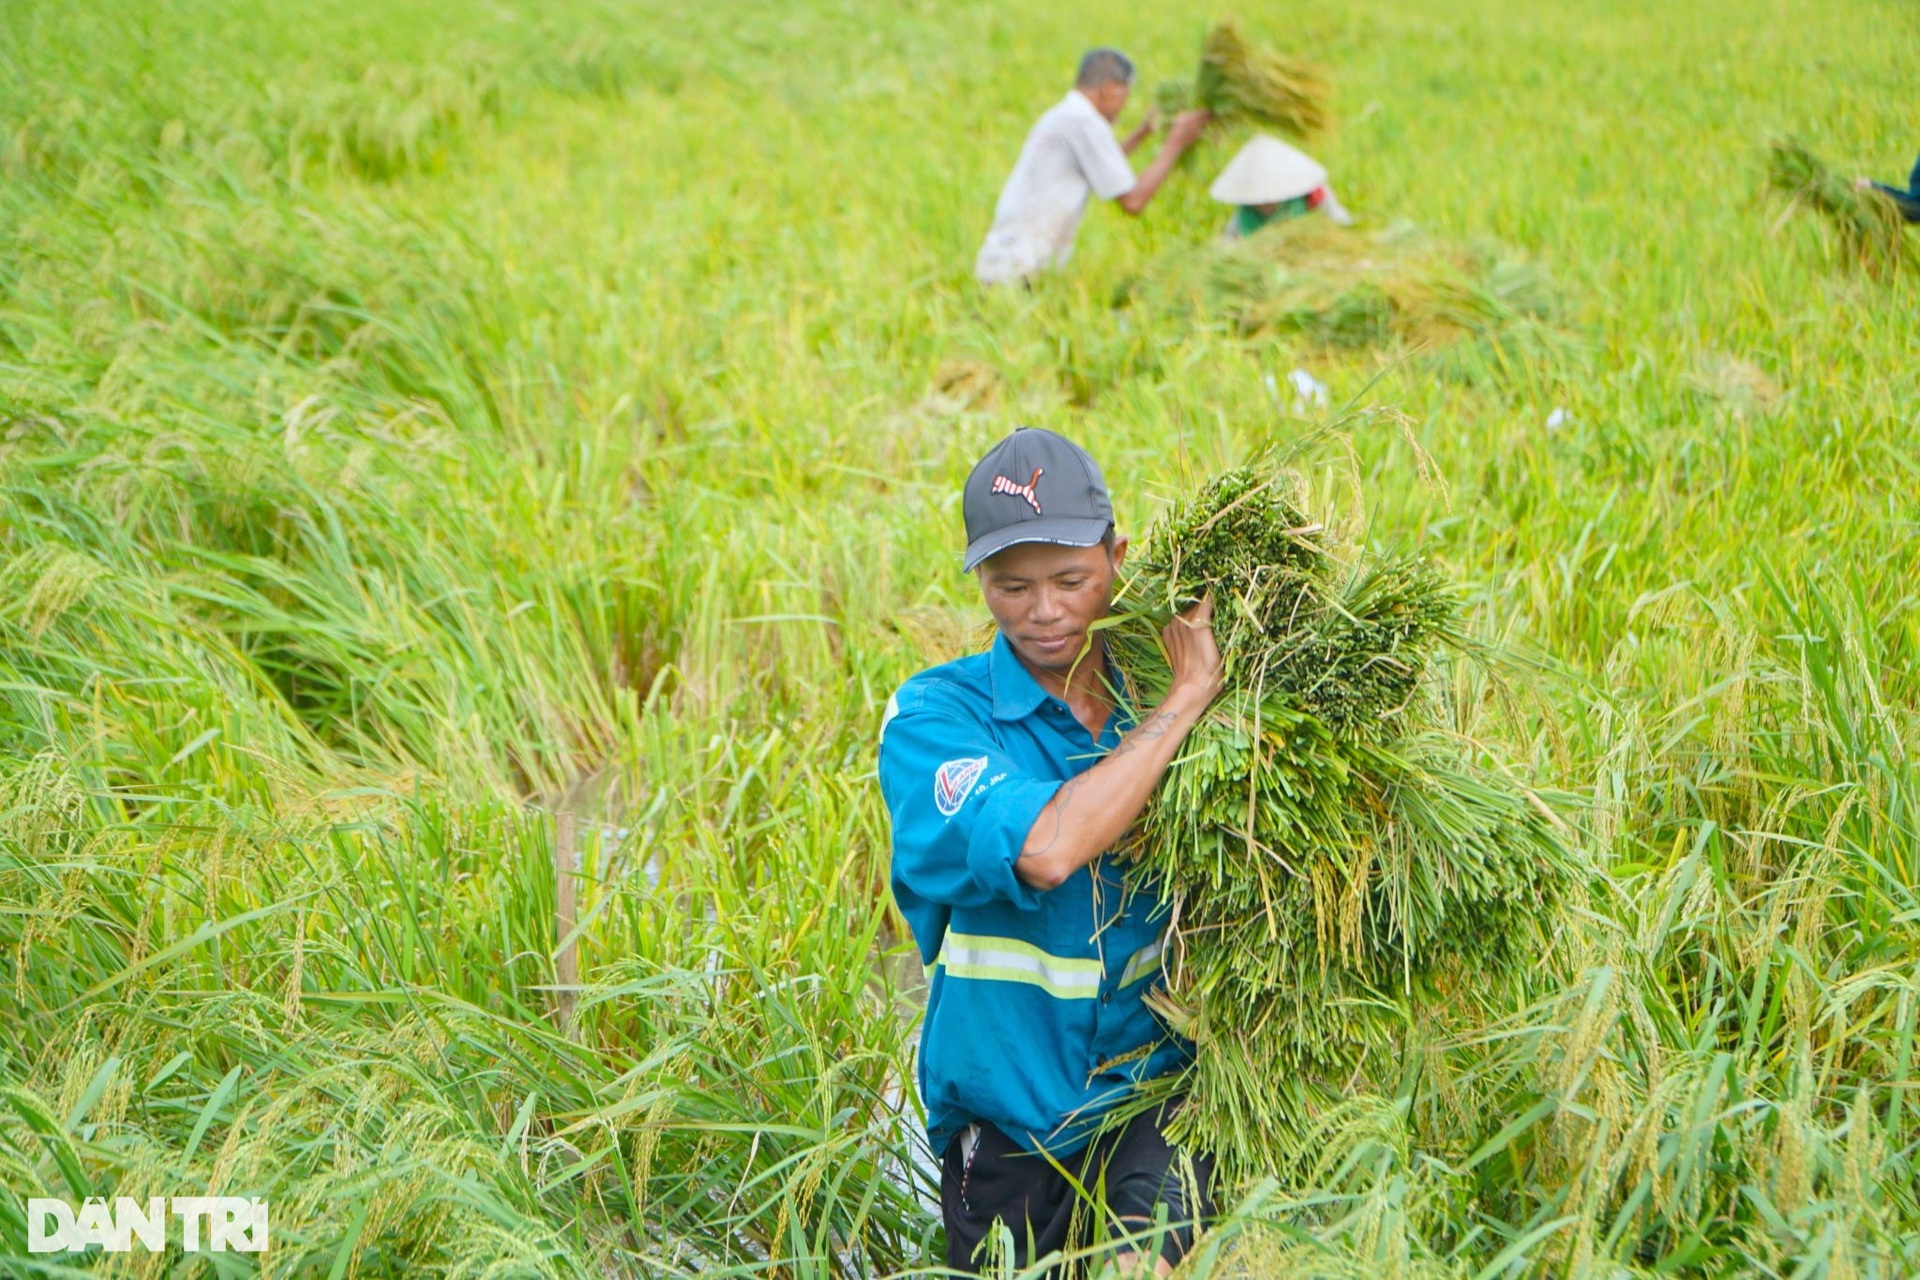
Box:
[975,49,1211,287]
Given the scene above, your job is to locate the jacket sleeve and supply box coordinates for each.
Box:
[878,683,1061,911]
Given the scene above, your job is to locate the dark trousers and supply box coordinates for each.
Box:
[1870,149,1920,222]
[940,1101,1214,1277]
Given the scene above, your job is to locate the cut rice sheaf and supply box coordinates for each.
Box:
[1106,466,1578,1186]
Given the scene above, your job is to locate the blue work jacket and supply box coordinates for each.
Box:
[877,631,1190,1159]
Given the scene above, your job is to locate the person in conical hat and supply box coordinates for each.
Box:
[1209,134,1354,239]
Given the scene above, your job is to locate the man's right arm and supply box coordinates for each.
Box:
[1014,596,1223,890]
[1115,109,1212,216]
[880,598,1222,907]
[880,686,1062,912]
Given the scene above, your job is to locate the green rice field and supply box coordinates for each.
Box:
[1,0,1917,1273]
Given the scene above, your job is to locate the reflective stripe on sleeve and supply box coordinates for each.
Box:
[936,931,1104,999]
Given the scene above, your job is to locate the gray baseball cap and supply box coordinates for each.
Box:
[961,427,1114,571]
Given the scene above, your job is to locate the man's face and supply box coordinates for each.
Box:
[1084,79,1130,122]
[976,538,1128,680]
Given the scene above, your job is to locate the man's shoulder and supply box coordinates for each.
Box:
[885,651,993,727]
[1032,94,1076,123]
[1028,91,1098,134]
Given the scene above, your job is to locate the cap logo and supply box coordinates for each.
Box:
[990,468,1044,515]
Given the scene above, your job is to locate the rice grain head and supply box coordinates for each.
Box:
[1195,17,1332,137]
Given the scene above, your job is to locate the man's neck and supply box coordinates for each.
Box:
[1018,637,1114,732]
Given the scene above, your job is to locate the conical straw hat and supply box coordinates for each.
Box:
[1209,134,1328,205]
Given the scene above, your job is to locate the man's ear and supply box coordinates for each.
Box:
[1109,535,1129,569]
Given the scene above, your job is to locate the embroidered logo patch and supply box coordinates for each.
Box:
[933,756,990,817]
[990,467,1044,514]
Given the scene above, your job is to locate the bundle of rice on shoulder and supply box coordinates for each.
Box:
[1104,460,1579,1185]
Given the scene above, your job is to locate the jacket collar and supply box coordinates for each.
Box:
[988,630,1135,726]
[989,630,1051,722]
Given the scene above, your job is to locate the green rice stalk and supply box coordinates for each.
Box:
[1152,78,1196,120]
[1108,468,1576,1185]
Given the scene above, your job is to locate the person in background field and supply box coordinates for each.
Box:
[1210,133,1354,239]
[1854,149,1920,222]
[975,49,1213,286]
[878,426,1224,1276]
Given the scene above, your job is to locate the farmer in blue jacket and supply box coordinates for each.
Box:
[878,426,1223,1277]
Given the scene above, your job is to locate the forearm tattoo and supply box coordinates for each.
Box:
[1025,706,1185,857]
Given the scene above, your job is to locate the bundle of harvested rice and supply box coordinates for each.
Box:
[1766,137,1910,275]
[1152,77,1197,124]
[1156,18,1330,137]
[1105,466,1575,1184]
[1115,217,1562,358]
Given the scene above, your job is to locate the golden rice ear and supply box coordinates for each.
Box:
[1194,17,1332,138]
